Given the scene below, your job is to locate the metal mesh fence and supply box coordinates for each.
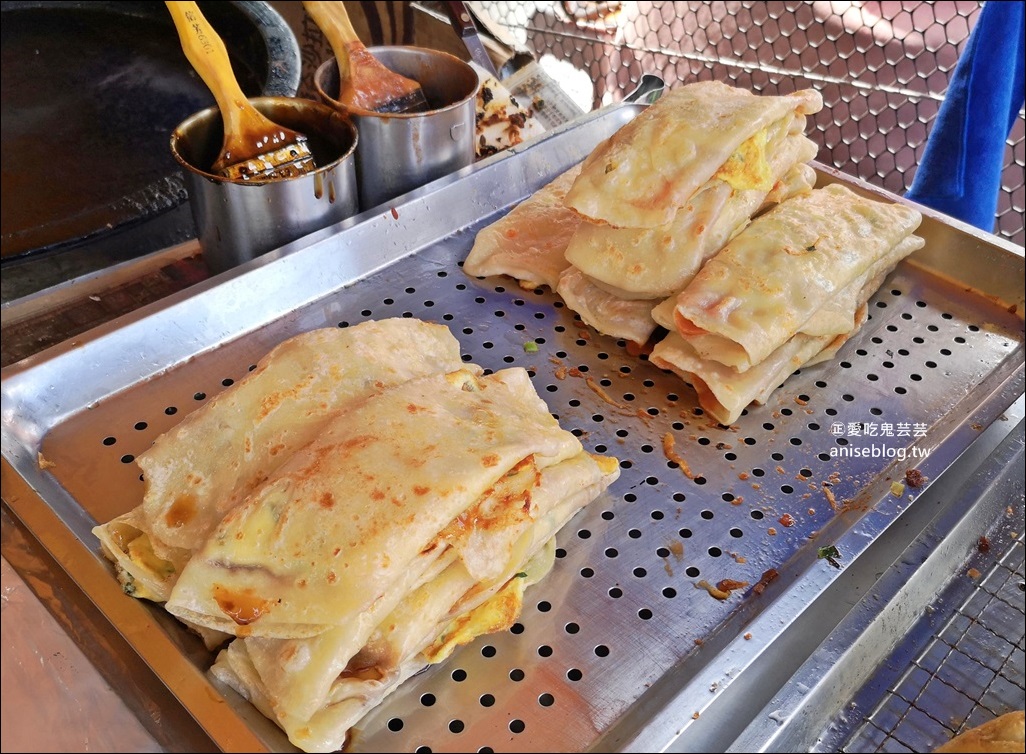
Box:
[475,1,1025,246]
[830,531,1025,753]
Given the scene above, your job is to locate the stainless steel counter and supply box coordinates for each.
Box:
[2,102,1023,753]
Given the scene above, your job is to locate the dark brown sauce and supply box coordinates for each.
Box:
[164,492,198,529]
[213,584,272,626]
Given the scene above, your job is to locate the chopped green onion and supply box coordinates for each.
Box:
[523,341,539,353]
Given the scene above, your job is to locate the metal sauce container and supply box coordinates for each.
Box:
[170,96,359,273]
[314,46,478,209]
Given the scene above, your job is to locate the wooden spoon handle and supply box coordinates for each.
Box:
[303,1,359,82]
[165,1,274,155]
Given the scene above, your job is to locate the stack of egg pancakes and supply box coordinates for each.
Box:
[464,80,924,424]
[93,318,619,752]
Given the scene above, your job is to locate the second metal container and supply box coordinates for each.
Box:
[170,96,359,273]
[314,46,478,209]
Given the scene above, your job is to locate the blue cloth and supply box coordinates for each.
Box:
[905,1,1025,232]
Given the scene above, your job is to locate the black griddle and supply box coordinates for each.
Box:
[0,1,300,264]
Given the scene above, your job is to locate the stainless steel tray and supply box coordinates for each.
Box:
[2,102,1024,754]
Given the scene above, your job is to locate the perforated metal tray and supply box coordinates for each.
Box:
[1,103,1024,753]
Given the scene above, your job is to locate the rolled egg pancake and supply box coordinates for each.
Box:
[670,184,924,371]
[651,261,897,425]
[554,159,819,347]
[93,318,468,603]
[165,367,595,637]
[563,80,823,229]
[651,305,869,426]
[209,451,618,753]
[462,163,583,290]
[555,266,666,346]
[91,322,621,753]
[554,159,817,347]
[563,134,819,300]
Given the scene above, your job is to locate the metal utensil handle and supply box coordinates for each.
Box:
[444,1,498,76]
[624,73,665,105]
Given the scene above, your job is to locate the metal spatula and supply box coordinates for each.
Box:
[165,1,316,181]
